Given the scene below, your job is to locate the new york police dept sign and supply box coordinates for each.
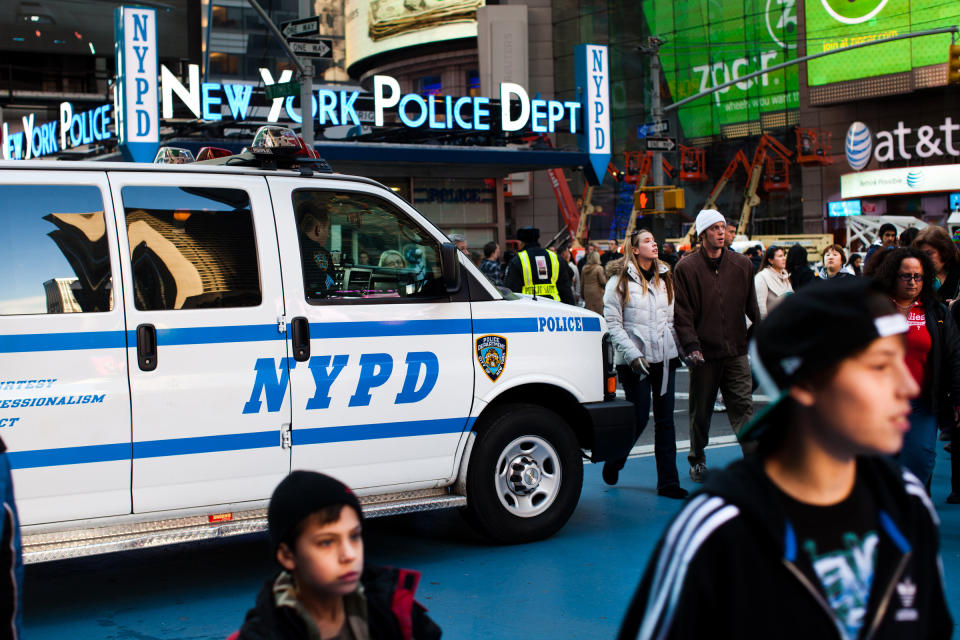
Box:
[575,44,611,186]
[114,6,159,163]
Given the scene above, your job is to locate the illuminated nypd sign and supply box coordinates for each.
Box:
[2,103,113,160]
[574,44,611,186]
[115,6,159,163]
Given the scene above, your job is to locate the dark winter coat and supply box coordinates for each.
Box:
[789,264,816,291]
[234,566,441,640]
[923,301,960,431]
[617,456,953,640]
[673,246,760,360]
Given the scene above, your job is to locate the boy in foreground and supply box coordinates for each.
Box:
[235,471,441,640]
[617,278,952,639]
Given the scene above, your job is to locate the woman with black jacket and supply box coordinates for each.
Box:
[873,248,960,488]
[786,244,815,291]
[914,225,960,305]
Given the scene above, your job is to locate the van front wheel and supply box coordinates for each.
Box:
[464,404,583,543]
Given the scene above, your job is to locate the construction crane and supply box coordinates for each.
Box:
[680,134,792,248]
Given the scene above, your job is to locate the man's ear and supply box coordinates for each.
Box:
[789,383,816,408]
[276,542,297,571]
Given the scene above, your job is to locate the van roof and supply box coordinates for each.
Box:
[0,159,387,190]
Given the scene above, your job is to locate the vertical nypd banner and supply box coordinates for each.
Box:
[115,6,159,163]
[575,44,611,186]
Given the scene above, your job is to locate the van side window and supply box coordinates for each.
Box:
[121,186,262,311]
[0,185,113,315]
[293,190,444,302]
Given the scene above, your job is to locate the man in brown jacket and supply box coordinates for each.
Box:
[674,209,760,482]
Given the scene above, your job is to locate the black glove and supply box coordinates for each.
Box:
[630,357,649,379]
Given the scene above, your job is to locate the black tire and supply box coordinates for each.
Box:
[464,403,583,543]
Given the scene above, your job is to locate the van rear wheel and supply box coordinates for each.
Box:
[464,404,583,543]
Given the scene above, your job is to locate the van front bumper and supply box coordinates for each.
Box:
[581,399,636,462]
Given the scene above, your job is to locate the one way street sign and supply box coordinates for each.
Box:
[645,137,676,152]
[289,39,333,59]
[281,16,321,39]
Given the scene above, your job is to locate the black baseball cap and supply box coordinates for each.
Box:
[739,278,909,442]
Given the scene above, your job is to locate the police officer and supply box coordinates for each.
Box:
[504,226,575,305]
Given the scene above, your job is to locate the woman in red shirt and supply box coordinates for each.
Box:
[872,248,960,489]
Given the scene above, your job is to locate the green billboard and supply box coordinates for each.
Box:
[806,0,958,86]
[641,1,800,139]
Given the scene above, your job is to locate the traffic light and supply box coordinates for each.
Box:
[663,188,685,210]
[949,44,960,85]
[634,189,654,209]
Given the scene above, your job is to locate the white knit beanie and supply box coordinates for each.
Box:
[695,209,726,236]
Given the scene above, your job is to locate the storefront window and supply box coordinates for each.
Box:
[413,178,495,227]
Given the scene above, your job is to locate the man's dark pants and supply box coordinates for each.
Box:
[687,355,754,466]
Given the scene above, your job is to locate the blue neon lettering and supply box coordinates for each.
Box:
[427,96,444,129]
[305,354,349,410]
[395,352,439,404]
[531,99,548,133]
[340,90,359,125]
[473,97,490,131]
[564,102,581,134]
[399,94,427,128]
[453,97,472,129]
[548,101,564,133]
[284,96,302,123]
[201,83,223,121]
[348,353,393,407]
[318,90,338,125]
[223,84,252,121]
[242,357,295,414]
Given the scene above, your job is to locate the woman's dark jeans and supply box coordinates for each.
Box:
[607,360,680,490]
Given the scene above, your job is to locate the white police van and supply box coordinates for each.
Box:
[0,130,634,562]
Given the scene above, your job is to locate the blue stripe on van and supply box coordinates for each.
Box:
[132,430,280,458]
[0,316,599,354]
[6,418,474,469]
[294,417,472,445]
[8,443,130,469]
[0,331,127,353]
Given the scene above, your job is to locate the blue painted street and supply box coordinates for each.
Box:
[22,441,960,639]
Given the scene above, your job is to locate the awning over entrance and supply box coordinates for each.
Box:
[166,138,590,178]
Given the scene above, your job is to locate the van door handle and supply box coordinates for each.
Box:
[291,317,311,362]
[136,324,158,371]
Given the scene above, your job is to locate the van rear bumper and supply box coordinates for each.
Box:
[581,399,636,462]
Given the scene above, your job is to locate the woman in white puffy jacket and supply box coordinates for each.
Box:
[601,230,688,499]
[754,245,793,319]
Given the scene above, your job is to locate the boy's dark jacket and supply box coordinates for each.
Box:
[617,456,952,640]
[235,565,441,640]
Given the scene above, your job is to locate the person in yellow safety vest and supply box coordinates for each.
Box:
[504,226,575,305]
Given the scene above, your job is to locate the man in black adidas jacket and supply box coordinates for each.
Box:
[618,278,953,640]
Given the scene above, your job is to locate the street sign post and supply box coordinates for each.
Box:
[280,16,320,38]
[645,136,676,151]
[288,38,332,58]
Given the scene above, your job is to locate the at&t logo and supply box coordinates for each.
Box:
[845,122,872,170]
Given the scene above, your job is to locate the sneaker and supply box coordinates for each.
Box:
[602,462,620,486]
[713,401,727,413]
[658,485,689,499]
[689,463,708,483]
[947,492,960,505]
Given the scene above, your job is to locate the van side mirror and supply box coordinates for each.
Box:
[440,242,461,293]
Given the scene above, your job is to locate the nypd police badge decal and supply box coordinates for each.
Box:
[476,335,507,382]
